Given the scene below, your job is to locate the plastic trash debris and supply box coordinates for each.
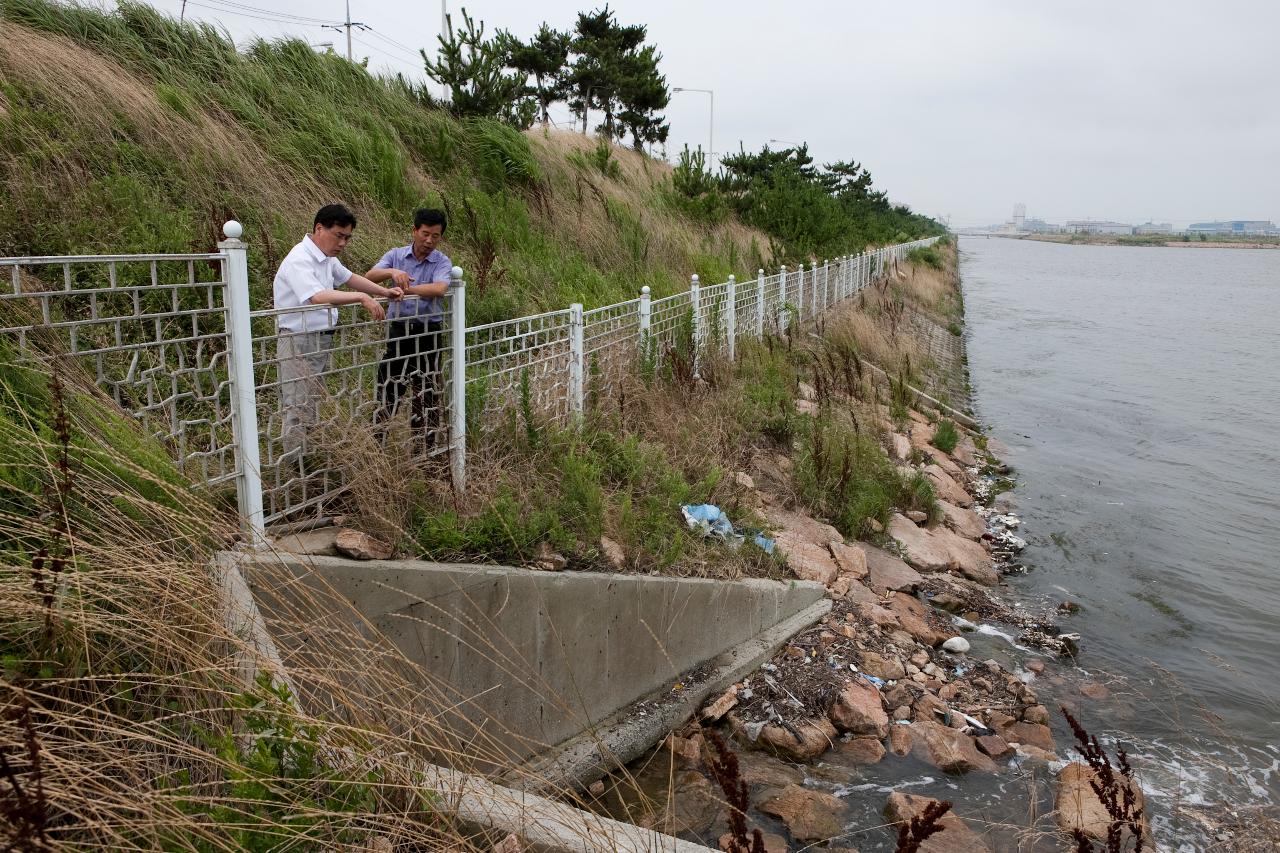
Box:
[680,504,775,553]
[859,673,887,688]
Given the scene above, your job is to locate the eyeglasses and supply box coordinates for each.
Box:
[331,230,354,242]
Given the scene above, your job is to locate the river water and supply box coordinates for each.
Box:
[960,237,1280,840]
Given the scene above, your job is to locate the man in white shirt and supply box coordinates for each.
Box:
[273,204,402,456]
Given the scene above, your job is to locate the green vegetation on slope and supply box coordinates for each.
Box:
[0,0,771,323]
[0,0,942,324]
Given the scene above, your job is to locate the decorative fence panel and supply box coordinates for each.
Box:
[1,225,937,542]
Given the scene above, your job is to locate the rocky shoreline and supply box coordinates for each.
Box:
[589,395,1142,851]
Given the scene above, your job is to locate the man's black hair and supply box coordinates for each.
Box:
[413,208,447,231]
[314,204,357,230]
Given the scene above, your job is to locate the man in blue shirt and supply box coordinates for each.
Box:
[363,208,452,441]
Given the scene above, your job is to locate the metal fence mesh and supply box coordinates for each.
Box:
[0,253,238,486]
[465,309,573,436]
[1,239,938,530]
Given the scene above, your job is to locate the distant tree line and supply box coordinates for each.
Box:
[670,143,944,262]
[420,6,941,258]
[422,5,669,150]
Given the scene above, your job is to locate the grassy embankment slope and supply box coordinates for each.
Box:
[0,1,953,847]
[0,0,771,325]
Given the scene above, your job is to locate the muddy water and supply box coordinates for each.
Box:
[961,237,1280,843]
[596,238,1278,851]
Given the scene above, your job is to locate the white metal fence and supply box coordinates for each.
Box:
[0,222,937,544]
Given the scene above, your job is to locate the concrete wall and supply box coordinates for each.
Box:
[242,554,825,767]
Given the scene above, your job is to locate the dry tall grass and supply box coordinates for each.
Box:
[0,353,735,851]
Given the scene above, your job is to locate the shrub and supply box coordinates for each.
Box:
[931,418,959,454]
[906,245,943,270]
[794,414,938,538]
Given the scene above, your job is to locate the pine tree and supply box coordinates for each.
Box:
[500,24,571,127]
[422,8,524,120]
[566,6,667,144]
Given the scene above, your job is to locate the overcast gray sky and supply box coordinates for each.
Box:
[144,0,1279,227]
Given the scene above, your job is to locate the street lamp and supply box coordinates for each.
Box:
[672,87,714,165]
[769,138,800,147]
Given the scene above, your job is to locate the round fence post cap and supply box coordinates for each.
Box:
[223,220,243,240]
[641,285,650,295]
[450,265,464,280]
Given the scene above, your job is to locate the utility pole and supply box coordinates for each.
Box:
[324,0,365,62]
[441,0,448,100]
[672,87,714,166]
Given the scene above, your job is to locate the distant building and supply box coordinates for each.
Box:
[1187,220,1279,236]
[1135,222,1173,234]
[1013,203,1026,231]
[1023,217,1062,234]
[1066,220,1134,236]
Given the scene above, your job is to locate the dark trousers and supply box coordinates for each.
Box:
[376,318,442,436]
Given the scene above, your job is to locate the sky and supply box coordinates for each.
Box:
[141,0,1280,228]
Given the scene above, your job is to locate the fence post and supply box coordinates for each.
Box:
[796,263,805,323]
[638,284,651,346]
[569,302,585,420]
[755,268,765,339]
[726,274,736,361]
[688,274,702,377]
[823,259,829,311]
[778,265,787,332]
[219,221,266,547]
[448,265,467,495]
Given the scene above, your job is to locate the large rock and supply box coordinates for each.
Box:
[952,436,980,467]
[759,785,845,842]
[643,770,721,836]
[776,537,839,586]
[854,542,924,594]
[909,421,936,450]
[938,500,986,540]
[888,724,913,755]
[836,736,886,765]
[736,752,805,789]
[923,465,973,508]
[755,717,838,761]
[888,432,913,462]
[719,833,787,853]
[843,580,880,607]
[933,527,998,585]
[888,514,953,573]
[885,792,991,853]
[888,592,953,647]
[829,679,889,738]
[908,721,999,775]
[859,602,902,631]
[998,720,1056,752]
[1055,762,1147,843]
[599,536,626,570]
[762,507,842,546]
[932,451,967,482]
[829,541,869,579]
[274,526,341,556]
[858,650,906,681]
[334,529,393,560]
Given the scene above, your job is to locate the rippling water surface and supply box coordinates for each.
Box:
[960,237,1280,828]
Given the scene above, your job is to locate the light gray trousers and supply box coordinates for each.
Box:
[277,330,333,456]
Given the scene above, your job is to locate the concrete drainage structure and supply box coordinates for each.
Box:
[226,551,828,851]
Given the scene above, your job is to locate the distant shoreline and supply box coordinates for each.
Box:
[983,233,1280,250]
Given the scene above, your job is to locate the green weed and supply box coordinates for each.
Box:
[931,418,959,454]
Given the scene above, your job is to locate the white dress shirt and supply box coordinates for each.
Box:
[272,234,354,333]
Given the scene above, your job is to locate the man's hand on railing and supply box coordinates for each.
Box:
[360,293,387,321]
